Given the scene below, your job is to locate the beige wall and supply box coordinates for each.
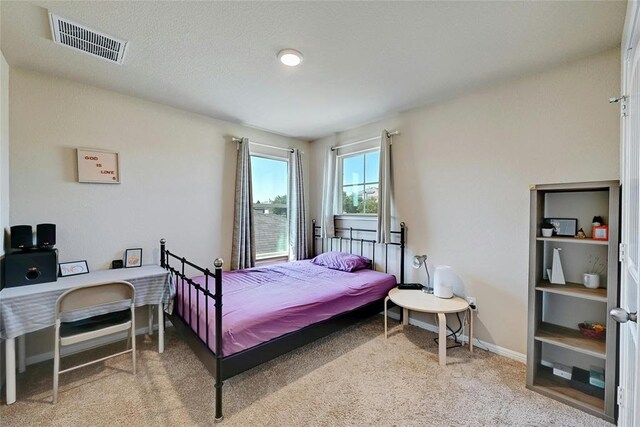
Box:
[9,69,309,358]
[310,48,621,356]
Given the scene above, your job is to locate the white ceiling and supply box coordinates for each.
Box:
[0,1,627,140]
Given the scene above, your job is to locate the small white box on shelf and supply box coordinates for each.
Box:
[553,363,572,380]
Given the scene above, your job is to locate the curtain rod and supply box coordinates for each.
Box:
[232,137,295,153]
[331,130,399,151]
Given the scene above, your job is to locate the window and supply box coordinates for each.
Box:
[341,150,379,214]
[251,155,288,259]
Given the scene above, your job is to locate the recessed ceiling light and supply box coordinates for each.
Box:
[278,49,303,67]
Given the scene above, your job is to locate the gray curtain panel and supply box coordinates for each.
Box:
[288,149,308,261]
[231,138,256,270]
[377,130,393,243]
[320,145,337,238]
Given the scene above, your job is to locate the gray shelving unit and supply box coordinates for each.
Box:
[527,181,620,423]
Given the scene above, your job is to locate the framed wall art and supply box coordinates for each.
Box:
[77,148,121,184]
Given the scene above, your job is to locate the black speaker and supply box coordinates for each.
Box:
[2,250,58,288]
[10,225,33,249]
[36,223,56,248]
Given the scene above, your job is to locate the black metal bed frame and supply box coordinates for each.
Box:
[160,221,406,422]
[311,219,406,283]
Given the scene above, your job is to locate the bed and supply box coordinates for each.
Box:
[161,220,406,422]
[178,260,397,356]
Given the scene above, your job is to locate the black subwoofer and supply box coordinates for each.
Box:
[36,223,56,248]
[10,225,33,249]
[2,250,58,288]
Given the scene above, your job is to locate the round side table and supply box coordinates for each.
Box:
[384,288,473,366]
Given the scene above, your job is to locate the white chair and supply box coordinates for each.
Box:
[53,281,136,403]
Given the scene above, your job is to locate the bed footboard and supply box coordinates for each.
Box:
[160,239,225,422]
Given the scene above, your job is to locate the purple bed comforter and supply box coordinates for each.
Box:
[175,260,396,356]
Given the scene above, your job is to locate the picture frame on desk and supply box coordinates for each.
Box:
[59,260,89,277]
[125,248,142,268]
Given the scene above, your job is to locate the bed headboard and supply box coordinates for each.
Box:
[311,220,406,284]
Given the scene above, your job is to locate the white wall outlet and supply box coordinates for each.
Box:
[467,296,477,311]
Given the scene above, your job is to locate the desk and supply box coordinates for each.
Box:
[0,265,170,404]
[384,288,473,366]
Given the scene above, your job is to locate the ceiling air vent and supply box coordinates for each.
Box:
[49,13,127,64]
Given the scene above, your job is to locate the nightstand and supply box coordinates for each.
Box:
[384,288,473,366]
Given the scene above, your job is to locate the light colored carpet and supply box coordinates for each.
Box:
[1,316,611,426]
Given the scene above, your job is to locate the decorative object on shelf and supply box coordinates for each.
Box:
[583,273,600,289]
[576,228,586,239]
[550,247,566,284]
[111,259,123,269]
[545,218,578,237]
[541,222,554,237]
[77,148,120,184]
[588,254,607,274]
[578,321,606,340]
[553,363,572,380]
[412,254,432,293]
[433,265,455,299]
[591,215,603,233]
[583,254,606,288]
[58,260,89,277]
[570,367,605,399]
[124,248,143,268]
[592,225,609,241]
[590,366,605,389]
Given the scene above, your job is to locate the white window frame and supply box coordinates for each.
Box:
[337,147,380,217]
[250,153,290,260]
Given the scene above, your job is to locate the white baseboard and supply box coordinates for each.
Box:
[25,322,172,367]
[386,311,526,364]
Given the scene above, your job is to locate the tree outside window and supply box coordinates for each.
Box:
[341,151,379,214]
